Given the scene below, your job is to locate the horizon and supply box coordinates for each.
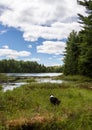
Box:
[0,0,85,66]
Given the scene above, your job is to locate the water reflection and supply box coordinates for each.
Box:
[3,73,63,92]
[3,82,27,92]
[36,78,63,83]
[6,73,62,77]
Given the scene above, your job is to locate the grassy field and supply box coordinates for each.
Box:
[0,75,92,130]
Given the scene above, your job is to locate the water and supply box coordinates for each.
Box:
[3,82,27,92]
[6,73,62,77]
[36,78,63,83]
[3,73,63,92]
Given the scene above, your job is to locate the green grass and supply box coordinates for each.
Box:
[55,74,92,82]
[0,81,92,130]
[0,73,8,83]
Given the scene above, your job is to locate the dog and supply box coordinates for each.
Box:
[50,95,60,105]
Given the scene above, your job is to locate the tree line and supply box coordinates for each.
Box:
[0,59,62,73]
[63,0,92,77]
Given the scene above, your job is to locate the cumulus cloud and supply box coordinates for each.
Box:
[0,45,31,59]
[37,41,66,55]
[0,0,85,42]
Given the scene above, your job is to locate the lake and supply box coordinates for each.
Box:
[3,82,27,92]
[6,73,62,77]
[36,78,63,83]
[3,73,63,92]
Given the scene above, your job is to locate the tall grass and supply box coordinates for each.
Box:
[0,73,8,83]
[0,82,92,129]
[56,74,92,82]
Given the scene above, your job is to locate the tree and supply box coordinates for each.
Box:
[63,30,79,75]
[0,59,62,73]
[78,0,92,77]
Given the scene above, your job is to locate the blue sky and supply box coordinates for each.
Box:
[0,0,85,66]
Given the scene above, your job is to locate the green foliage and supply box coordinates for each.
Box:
[77,0,92,77]
[0,59,62,73]
[57,74,92,82]
[47,66,63,72]
[0,59,47,73]
[63,0,92,77]
[63,30,79,75]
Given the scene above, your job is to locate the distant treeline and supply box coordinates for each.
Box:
[0,59,62,73]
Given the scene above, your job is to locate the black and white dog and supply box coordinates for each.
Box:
[50,95,60,105]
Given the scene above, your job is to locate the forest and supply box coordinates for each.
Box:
[0,1,92,130]
[0,59,62,73]
[63,0,92,77]
[0,0,92,77]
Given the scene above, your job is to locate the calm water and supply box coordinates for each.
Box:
[6,73,62,77]
[3,82,27,92]
[3,73,63,92]
[36,78,63,83]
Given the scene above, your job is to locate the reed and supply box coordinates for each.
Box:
[0,79,92,129]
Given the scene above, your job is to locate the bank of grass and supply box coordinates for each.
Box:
[0,73,8,83]
[0,81,92,130]
[55,74,92,82]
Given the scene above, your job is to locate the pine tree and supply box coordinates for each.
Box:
[78,0,92,77]
[63,30,79,75]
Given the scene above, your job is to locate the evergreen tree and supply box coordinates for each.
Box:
[0,59,62,73]
[63,30,79,75]
[78,0,92,77]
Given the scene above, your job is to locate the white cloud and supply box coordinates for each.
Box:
[0,0,85,42]
[0,46,31,59]
[37,41,66,55]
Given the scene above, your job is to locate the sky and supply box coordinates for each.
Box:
[0,0,86,66]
